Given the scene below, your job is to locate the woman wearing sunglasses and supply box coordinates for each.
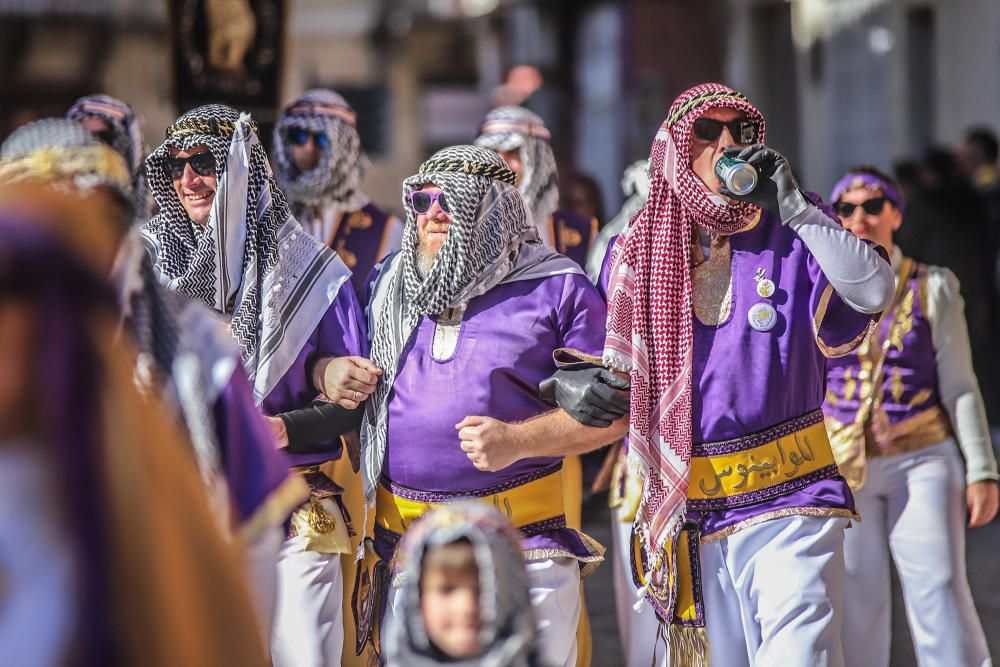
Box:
[825,166,997,667]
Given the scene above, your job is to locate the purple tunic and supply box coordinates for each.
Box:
[377,272,607,561]
[261,283,367,468]
[601,205,874,537]
[216,366,296,525]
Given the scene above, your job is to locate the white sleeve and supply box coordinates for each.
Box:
[926,266,999,484]
[787,205,895,314]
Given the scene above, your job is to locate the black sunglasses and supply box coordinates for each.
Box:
[163,152,218,180]
[835,197,887,218]
[409,190,450,214]
[692,118,760,145]
[287,127,330,149]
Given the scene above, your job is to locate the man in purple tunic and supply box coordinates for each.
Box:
[0,117,307,640]
[550,83,895,666]
[142,104,368,667]
[357,145,625,667]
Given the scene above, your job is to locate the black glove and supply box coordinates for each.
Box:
[539,366,630,428]
[720,144,809,223]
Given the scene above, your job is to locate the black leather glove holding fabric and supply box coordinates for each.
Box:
[720,144,810,223]
[280,401,364,454]
[539,366,630,428]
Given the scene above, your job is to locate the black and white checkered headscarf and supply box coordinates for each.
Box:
[142,104,352,403]
[273,88,370,216]
[360,145,578,501]
[475,106,560,239]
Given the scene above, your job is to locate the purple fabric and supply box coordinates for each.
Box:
[215,366,295,524]
[380,273,606,558]
[692,206,873,443]
[599,207,864,528]
[261,282,367,467]
[597,235,616,300]
[329,203,395,294]
[694,477,853,536]
[550,208,596,268]
[825,263,940,428]
[830,172,904,212]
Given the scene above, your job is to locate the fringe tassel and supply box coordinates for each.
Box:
[668,624,710,667]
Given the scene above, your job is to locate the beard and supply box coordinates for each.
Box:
[416,241,442,278]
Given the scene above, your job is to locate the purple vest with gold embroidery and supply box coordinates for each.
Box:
[549,208,598,268]
[824,262,950,456]
[327,203,394,293]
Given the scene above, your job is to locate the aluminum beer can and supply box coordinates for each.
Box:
[714,156,758,196]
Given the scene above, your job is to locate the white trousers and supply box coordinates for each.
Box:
[387,556,581,667]
[611,506,667,667]
[271,535,344,667]
[699,514,848,667]
[843,440,991,667]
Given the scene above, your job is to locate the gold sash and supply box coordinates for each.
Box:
[376,466,565,536]
[688,419,836,506]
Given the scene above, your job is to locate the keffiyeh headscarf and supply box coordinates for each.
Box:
[66,94,144,177]
[273,88,371,215]
[384,502,541,667]
[142,104,351,403]
[362,145,571,502]
[603,83,764,628]
[475,106,559,240]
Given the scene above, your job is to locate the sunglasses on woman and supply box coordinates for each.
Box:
[834,197,887,218]
[408,190,451,214]
[287,127,330,149]
[163,152,218,180]
[692,118,760,145]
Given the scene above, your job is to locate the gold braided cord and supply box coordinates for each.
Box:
[417,157,517,186]
[666,91,749,127]
[0,144,131,190]
[166,117,259,139]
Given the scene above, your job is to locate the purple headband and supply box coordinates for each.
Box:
[830,172,904,213]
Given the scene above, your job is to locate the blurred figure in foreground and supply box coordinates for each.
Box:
[0,118,304,639]
[0,215,268,667]
[384,503,544,667]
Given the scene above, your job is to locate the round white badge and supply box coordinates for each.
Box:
[748,302,777,331]
[756,278,776,298]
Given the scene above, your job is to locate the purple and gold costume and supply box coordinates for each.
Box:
[372,269,606,567]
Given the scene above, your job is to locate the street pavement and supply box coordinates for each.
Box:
[581,494,1000,667]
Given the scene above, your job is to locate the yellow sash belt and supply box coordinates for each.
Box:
[376,467,566,536]
[687,418,836,507]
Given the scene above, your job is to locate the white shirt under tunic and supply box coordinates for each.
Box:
[0,445,76,667]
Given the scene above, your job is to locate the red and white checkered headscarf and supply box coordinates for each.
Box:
[603,83,764,607]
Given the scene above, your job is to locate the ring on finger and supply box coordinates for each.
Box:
[353,390,360,401]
